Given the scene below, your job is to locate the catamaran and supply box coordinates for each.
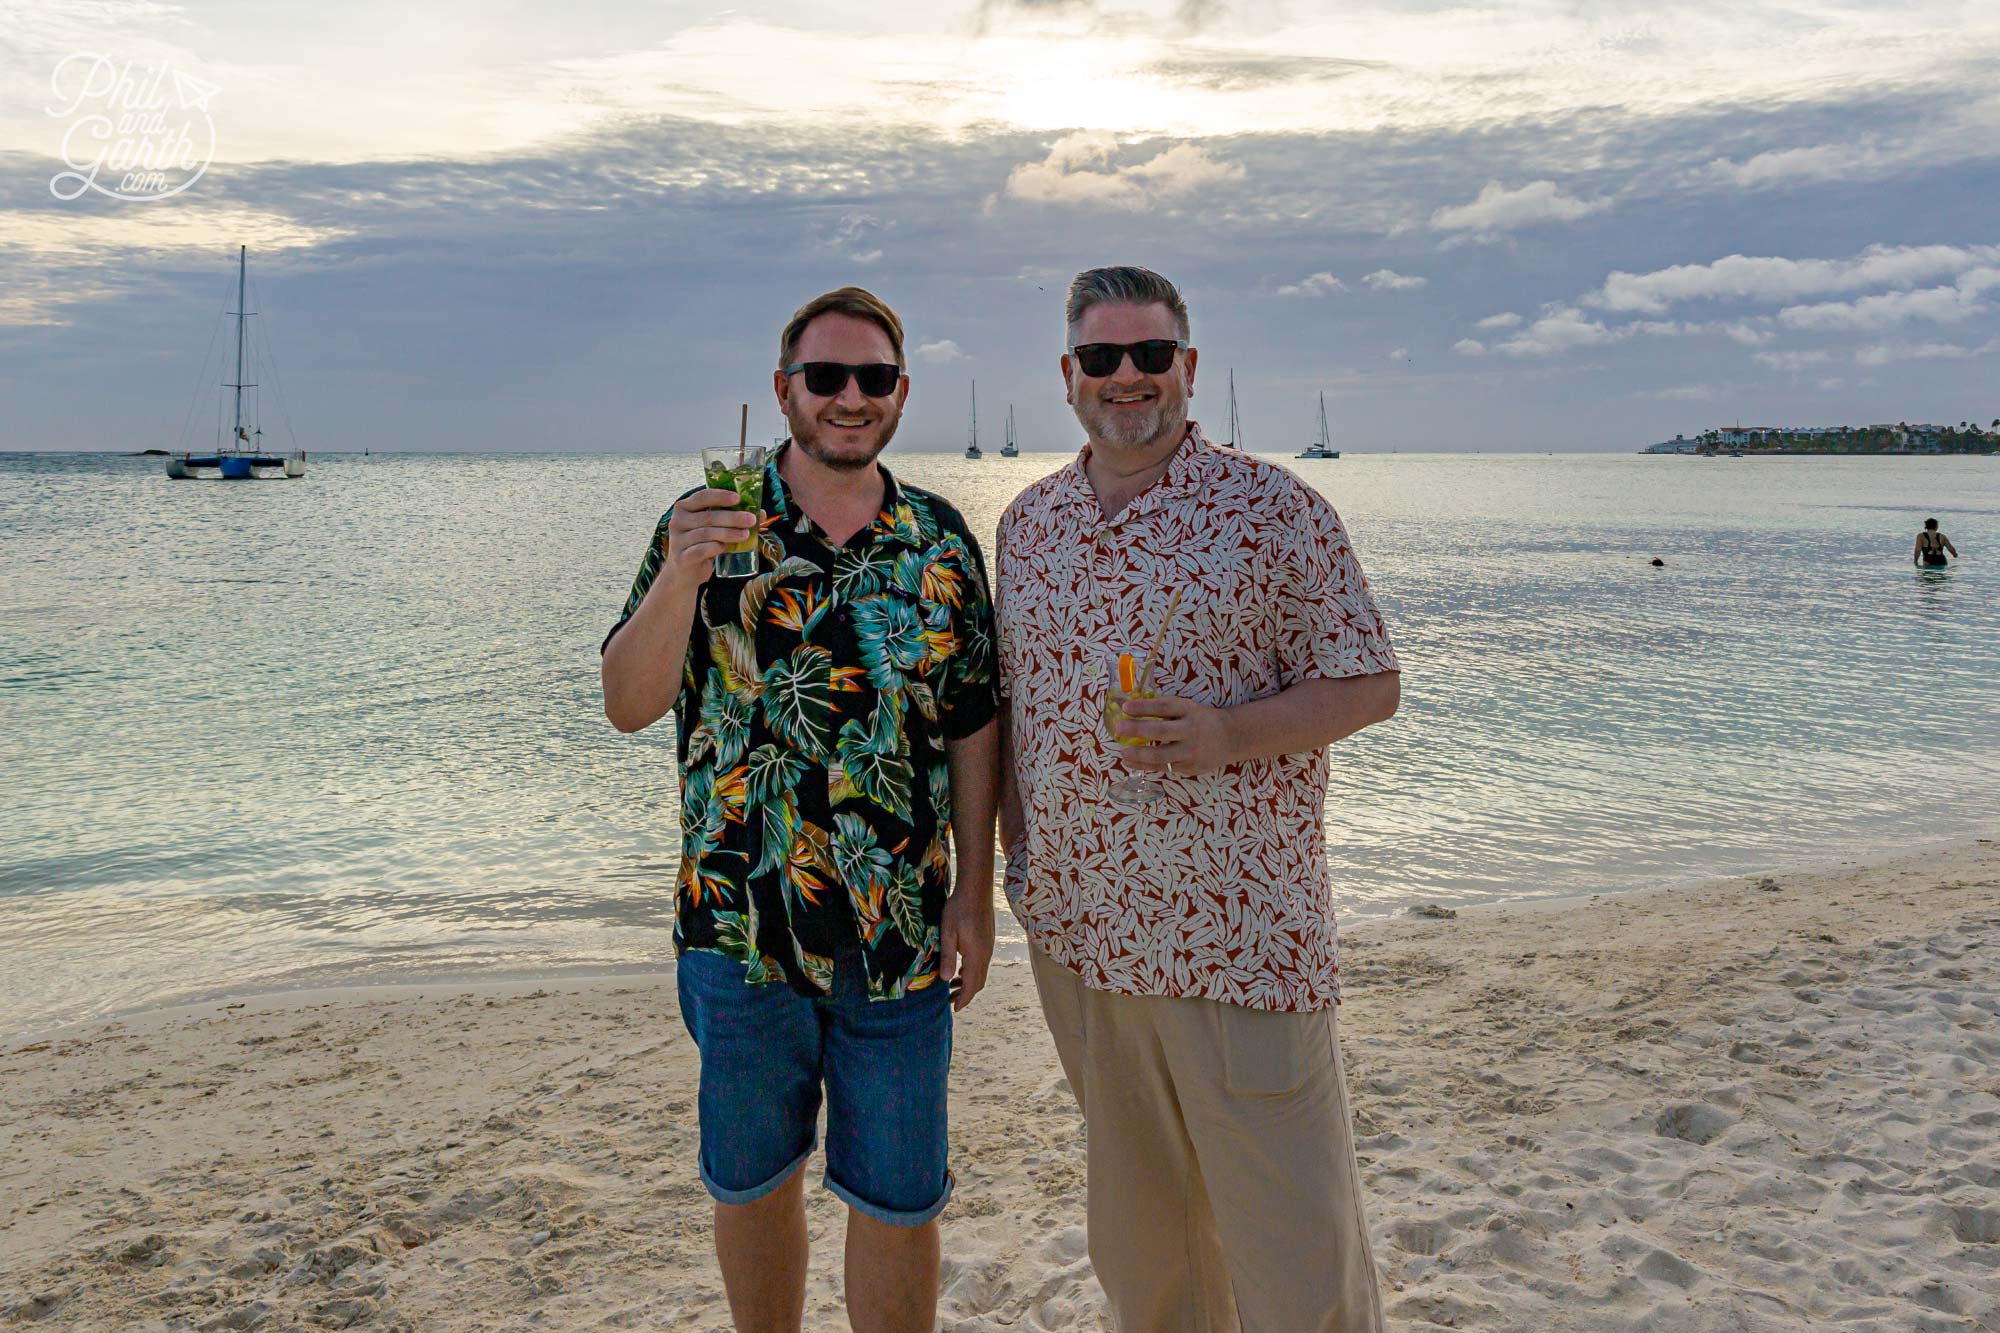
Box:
[1297,392,1341,460]
[1001,405,1018,457]
[167,246,305,480]
[964,382,983,459]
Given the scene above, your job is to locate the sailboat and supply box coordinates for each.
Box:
[167,246,305,479]
[1001,405,1018,457]
[964,382,983,459]
[1223,369,1242,449]
[1297,392,1340,460]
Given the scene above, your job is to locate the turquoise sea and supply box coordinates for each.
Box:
[3,449,1996,1037]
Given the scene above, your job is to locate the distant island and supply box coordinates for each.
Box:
[1643,422,1999,456]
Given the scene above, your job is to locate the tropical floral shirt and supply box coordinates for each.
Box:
[605,444,998,1001]
[996,423,1398,1012]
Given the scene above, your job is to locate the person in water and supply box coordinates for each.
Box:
[1914,518,1959,568]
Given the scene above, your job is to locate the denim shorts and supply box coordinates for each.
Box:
[675,941,954,1226]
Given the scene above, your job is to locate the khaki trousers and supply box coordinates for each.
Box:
[1031,944,1385,1333]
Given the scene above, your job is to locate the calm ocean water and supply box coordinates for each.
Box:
[3,449,1996,1036]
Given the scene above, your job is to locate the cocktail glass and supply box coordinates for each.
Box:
[1103,650,1164,806]
[700,444,767,578]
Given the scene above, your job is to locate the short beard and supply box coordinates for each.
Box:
[1071,387,1187,452]
[786,400,900,472]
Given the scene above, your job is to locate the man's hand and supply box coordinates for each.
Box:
[938,886,995,1012]
[661,489,762,592]
[1114,694,1239,774]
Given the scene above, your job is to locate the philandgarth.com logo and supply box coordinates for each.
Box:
[47,54,219,203]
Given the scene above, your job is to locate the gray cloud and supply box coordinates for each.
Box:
[1142,50,1382,92]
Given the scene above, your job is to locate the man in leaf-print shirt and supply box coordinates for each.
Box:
[997,267,1400,1333]
[602,287,999,1332]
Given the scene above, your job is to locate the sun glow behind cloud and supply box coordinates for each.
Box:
[6,3,1997,166]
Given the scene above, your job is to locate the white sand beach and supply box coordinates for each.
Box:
[3,837,1995,1332]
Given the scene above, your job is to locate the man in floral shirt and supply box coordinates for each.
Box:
[998,267,1400,1333]
[602,288,998,1332]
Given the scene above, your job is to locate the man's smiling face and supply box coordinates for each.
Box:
[779,311,908,471]
[1062,301,1196,454]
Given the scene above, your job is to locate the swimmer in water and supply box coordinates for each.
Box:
[1914,517,1958,568]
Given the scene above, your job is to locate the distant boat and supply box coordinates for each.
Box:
[1000,405,1018,457]
[1224,369,1242,449]
[1297,392,1340,459]
[167,246,304,480]
[965,381,983,459]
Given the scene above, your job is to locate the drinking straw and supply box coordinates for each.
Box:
[1134,587,1183,693]
[737,403,748,466]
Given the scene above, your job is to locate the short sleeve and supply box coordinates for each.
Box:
[600,510,673,655]
[1272,485,1399,686]
[938,523,999,741]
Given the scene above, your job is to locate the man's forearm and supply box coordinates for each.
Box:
[946,719,1000,900]
[601,573,701,733]
[1223,671,1399,765]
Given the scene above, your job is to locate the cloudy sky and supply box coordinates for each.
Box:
[3,0,1997,453]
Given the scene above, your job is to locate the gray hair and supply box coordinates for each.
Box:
[1065,266,1191,345]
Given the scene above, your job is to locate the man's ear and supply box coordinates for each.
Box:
[1059,354,1075,405]
[772,368,790,413]
[1183,346,1197,399]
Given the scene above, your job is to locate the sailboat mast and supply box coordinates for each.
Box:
[231,245,246,441]
[1228,369,1241,449]
[971,381,978,449]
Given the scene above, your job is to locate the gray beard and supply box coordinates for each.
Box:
[1073,392,1186,451]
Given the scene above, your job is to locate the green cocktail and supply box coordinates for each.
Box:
[701,445,766,578]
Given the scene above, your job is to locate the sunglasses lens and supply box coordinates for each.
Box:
[1075,344,1123,377]
[801,363,847,395]
[854,364,901,397]
[1131,341,1177,374]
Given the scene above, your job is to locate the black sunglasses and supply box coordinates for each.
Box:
[1068,339,1186,378]
[782,361,903,398]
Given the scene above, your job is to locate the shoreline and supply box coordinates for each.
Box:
[11,825,1987,1052]
[3,834,1995,1330]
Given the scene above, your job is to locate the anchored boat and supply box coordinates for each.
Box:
[1001,405,1018,457]
[965,382,983,459]
[167,246,305,480]
[1297,392,1340,460]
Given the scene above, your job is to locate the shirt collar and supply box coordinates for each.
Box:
[1058,420,1214,524]
[766,439,910,547]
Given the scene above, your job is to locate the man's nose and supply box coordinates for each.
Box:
[834,373,869,408]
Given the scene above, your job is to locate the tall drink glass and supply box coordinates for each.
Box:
[1102,649,1164,806]
[700,444,767,579]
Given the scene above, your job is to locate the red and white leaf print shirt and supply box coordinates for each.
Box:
[996,423,1399,1011]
